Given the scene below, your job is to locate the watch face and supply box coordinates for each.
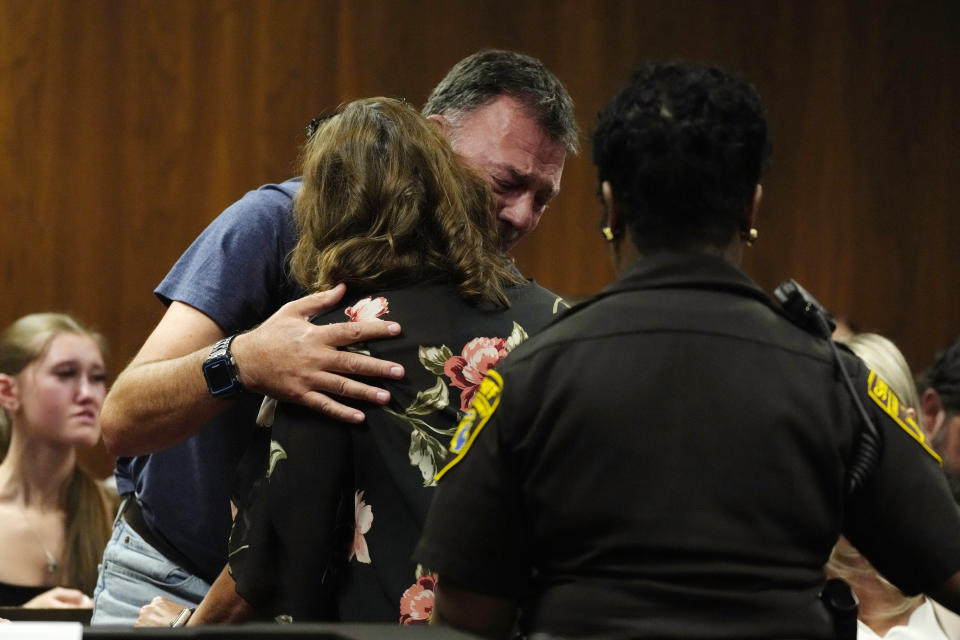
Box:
[203,359,238,396]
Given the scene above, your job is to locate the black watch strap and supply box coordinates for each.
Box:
[202,334,242,397]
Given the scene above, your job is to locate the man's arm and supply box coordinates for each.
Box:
[101,284,405,456]
[433,577,517,638]
[188,566,253,625]
[133,567,253,626]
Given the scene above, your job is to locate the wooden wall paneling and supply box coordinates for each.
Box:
[1,0,959,477]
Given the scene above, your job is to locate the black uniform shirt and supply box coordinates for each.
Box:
[414,252,960,639]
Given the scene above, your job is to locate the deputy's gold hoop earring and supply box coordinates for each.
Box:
[745,228,759,247]
[601,226,616,242]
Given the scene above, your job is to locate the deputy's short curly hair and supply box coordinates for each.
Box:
[592,61,771,251]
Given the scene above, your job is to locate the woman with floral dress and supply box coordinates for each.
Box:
[171,97,565,625]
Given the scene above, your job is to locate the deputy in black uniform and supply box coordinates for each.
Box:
[414,61,960,638]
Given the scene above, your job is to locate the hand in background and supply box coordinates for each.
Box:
[23,587,93,609]
[134,596,189,627]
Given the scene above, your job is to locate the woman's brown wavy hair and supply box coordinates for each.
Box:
[289,97,520,307]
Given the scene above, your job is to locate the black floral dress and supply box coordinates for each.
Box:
[228,279,565,624]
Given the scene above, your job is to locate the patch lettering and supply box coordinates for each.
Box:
[866,370,941,462]
[434,370,504,481]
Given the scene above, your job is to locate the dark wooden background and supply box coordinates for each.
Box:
[2,0,958,477]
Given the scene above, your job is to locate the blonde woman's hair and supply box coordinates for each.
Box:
[0,313,114,595]
[838,332,921,413]
[827,332,923,619]
[289,97,521,307]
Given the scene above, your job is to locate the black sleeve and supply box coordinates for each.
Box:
[229,403,351,619]
[413,366,533,598]
[842,360,960,595]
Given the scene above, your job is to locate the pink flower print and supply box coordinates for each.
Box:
[399,573,437,625]
[349,490,373,564]
[345,296,389,322]
[444,337,509,412]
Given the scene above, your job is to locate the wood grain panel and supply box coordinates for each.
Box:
[1,0,958,476]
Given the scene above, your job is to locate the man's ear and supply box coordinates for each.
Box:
[921,387,945,439]
[426,113,448,133]
[0,373,19,413]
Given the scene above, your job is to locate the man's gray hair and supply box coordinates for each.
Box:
[423,49,580,154]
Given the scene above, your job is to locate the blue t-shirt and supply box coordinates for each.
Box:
[114,179,305,582]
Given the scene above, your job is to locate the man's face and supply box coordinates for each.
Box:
[442,96,567,251]
[932,412,960,503]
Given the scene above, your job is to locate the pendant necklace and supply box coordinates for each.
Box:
[16,502,59,574]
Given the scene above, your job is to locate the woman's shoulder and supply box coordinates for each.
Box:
[506,279,568,314]
[931,599,960,640]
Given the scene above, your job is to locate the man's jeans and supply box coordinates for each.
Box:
[90,503,211,625]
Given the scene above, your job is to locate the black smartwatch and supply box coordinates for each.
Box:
[203,335,242,398]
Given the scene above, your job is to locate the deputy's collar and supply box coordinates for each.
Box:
[568,251,774,316]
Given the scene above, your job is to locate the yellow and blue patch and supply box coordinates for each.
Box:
[434,370,504,481]
[866,369,941,463]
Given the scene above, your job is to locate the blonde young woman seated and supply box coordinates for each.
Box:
[0,313,115,609]
[828,332,960,640]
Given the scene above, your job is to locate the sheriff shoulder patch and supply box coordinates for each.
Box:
[434,370,504,481]
[866,369,941,463]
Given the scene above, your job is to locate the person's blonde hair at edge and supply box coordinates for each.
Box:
[289,97,521,308]
[827,332,924,620]
[0,312,115,596]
